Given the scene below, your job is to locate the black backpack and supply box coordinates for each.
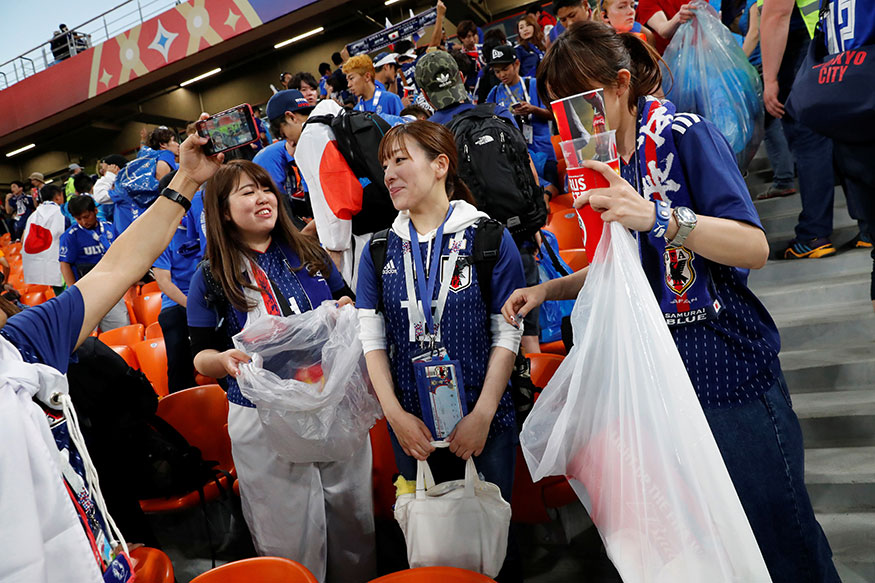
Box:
[447,103,547,242]
[307,110,397,236]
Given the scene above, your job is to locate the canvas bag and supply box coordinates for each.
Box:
[394,445,511,577]
[521,222,771,582]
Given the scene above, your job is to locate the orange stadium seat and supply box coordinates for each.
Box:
[98,323,144,347]
[527,353,564,392]
[370,567,495,582]
[133,339,169,398]
[133,292,163,327]
[109,345,139,370]
[191,557,317,583]
[544,210,585,250]
[130,546,174,583]
[140,385,234,513]
[145,322,163,339]
[21,291,48,306]
[140,280,161,296]
[539,340,567,355]
[5,242,21,257]
[0,233,10,246]
[559,248,589,272]
[195,373,217,386]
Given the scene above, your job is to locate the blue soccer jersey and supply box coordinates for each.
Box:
[59,221,116,279]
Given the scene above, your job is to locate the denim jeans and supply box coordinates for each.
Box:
[764,115,795,189]
[704,374,840,583]
[779,31,836,241]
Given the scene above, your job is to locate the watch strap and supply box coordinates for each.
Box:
[161,187,191,212]
[668,207,696,247]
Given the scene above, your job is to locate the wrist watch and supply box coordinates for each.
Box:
[668,206,697,247]
[161,187,191,211]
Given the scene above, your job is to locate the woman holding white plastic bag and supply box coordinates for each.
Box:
[185,160,375,582]
[356,121,525,578]
[503,22,838,583]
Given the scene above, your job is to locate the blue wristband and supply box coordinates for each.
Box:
[650,200,671,239]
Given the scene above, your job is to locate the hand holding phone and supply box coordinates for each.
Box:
[196,104,260,156]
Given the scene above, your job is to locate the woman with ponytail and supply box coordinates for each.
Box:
[503,22,839,582]
[356,120,526,574]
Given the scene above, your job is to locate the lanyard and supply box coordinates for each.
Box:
[503,77,530,105]
[357,89,382,112]
[403,208,464,344]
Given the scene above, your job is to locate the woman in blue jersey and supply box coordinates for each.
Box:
[149,126,179,181]
[515,14,546,77]
[185,160,374,583]
[357,120,525,502]
[503,22,839,582]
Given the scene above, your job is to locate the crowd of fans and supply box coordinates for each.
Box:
[1,0,871,581]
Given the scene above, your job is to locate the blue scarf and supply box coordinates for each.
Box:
[635,97,722,327]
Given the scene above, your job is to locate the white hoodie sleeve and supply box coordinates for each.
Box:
[92,172,116,205]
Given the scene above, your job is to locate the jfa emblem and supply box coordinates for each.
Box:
[664,246,695,296]
[442,257,471,293]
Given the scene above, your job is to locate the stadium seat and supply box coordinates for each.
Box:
[539,340,567,355]
[132,292,163,327]
[109,345,139,369]
[21,291,47,306]
[5,242,21,257]
[7,269,24,290]
[190,557,317,583]
[559,248,588,272]
[98,323,145,347]
[132,339,169,397]
[551,193,574,209]
[130,546,174,583]
[139,385,235,513]
[0,233,10,246]
[551,134,563,161]
[527,353,564,391]
[370,417,400,520]
[370,567,495,582]
[140,280,161,296]
[195,373,217,386]
[544,210,584,250]
[145,322,163,339]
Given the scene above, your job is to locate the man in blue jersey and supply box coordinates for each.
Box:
[318,62,332,98]
[548,0,593,44]
[59,195,129,332]
[485,44,559,191]
[343,54,404,115]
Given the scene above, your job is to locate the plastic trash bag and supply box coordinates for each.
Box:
[662,1,764,170]
[234,302,382,463]
[521,222,771,582]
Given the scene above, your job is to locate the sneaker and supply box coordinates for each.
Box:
[757,185,797,200]
[856,239,873,249]
[783,238,837,259]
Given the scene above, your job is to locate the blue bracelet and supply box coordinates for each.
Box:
[650,200,671,239]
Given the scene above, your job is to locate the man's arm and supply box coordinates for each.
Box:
[646,4,695,39]
[153,267,187,308]
[742,4,761,58]
[760,0,796,118]
[60,262,77,288]
[429,1,447,47]
[4,193,14,216]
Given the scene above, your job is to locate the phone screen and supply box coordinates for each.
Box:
[198,105,258,155]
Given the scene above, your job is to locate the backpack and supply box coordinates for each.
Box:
[447,103,547,242]
[537,229,576,343]
[116,150,161,208]
[307,110,397,235]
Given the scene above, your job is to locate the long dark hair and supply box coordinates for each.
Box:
[537,21,663,111]
[517,14,546,52]
[203,160,330,312]
[377,120,476,205]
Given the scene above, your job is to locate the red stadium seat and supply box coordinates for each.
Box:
[133,292,163,327]
[370,417,399,520]
[109,345,139,369]
[98,323,145,347]
[370,567,495,582]
[139,385,234,513]
[132,339,169,398]
[130,546,174,583]
[191,557,317,583]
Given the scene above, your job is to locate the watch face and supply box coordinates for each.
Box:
[676,206,697,225]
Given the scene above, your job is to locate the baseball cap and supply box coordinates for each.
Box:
[68,163,82,171]
[374,52,398,68]
[414,51,467,110]
[487,44,517,66]
[266,90,314,123]
[28,172,45,182]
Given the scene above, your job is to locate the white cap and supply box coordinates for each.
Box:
[374,52,399,68]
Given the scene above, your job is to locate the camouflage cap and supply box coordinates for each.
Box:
[414,50,467,110]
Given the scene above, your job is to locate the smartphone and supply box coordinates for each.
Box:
[511,102,524,112]
[196,104,260,156]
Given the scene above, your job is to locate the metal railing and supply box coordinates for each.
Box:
[0,0,180,90]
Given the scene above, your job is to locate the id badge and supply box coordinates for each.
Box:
[413,349,468,440]
[522,123,534,144]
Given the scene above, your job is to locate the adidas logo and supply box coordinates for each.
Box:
[383,259,398,275]
[475,135,494,146]
[436,72,453,88]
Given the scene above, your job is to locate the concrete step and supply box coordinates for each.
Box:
[816,512,875,579]
[780,343,875,394]
[748,247,871,289]
[752,185,845,219]
[806,447,875,513]
[771,300,875,353]
[761,199,856,241]
[756,273,871,316]
[795,390,875,448]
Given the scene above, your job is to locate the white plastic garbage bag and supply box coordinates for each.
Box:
[394,444,511,577]
[234,302,382,463]
[521,222,771,582]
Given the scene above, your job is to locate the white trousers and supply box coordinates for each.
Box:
[228,403,376,583]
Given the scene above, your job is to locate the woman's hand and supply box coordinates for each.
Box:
[176,113,225,187]
[501,284,547,328]
[387,409,435,460]
[676,3,696,23]
[447,409,491,460]
[574,160,656,232]
[336,295,354,308]
[217,349,250,377]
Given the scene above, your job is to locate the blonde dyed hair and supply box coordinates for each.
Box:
[342,54,376,78]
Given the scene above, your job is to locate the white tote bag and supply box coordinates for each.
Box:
[521,222,771,582]
[394,446,511,577]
